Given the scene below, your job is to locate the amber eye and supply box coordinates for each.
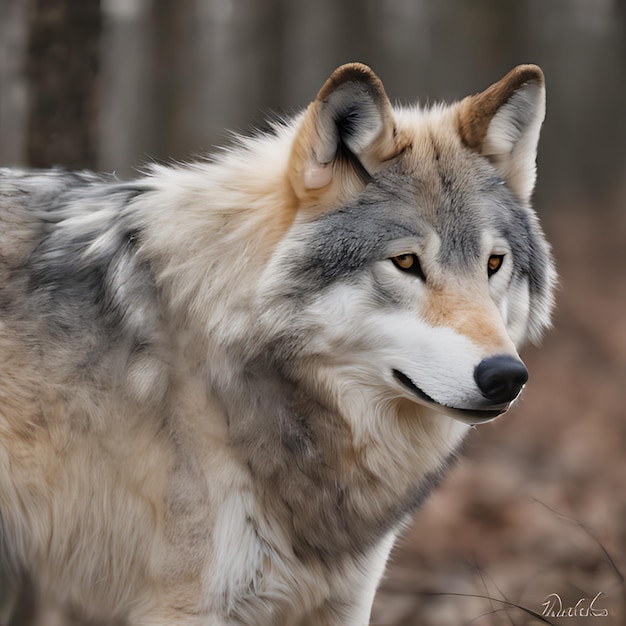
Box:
[488,254,505,277]
[391,254,426,280]
[393,254,414,270]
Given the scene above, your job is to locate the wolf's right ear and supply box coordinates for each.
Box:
[288,63,407,207]
[457,65,546,202]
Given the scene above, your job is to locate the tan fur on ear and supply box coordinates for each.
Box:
[289,63,408,209]
[457,65,546,201]
[457,65,544,151]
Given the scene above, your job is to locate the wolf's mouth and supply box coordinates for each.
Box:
[392,369,507,425]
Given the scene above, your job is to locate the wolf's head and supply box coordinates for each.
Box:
[256,64,556,427]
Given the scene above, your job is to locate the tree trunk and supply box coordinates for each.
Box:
[26,0,101,169]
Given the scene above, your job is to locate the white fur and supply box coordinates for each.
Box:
[482,82,546,201]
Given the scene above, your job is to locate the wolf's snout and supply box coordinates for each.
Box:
[474,355,529,404]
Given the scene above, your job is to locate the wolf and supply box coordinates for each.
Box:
[0,63,555,625]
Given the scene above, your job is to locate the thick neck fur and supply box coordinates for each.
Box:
[216,362,448,568]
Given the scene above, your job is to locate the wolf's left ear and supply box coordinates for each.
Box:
[289,63,405,205]
[457,65,546,202]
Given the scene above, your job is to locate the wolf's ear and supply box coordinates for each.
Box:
[288,63,405,205]
[457,65,546,201]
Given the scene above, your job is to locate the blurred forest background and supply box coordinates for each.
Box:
[0,1,625,625]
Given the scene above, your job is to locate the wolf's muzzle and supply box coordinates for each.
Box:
[392,369,506,423]
[474,355,528,405]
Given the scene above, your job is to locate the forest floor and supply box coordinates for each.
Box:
[372,194,626,626]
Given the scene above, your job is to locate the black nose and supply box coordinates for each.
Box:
[474,355,529,405]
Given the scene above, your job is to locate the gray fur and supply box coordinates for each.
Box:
[220,360,455,569]
[281,145,551,331]
[1,169,162,377]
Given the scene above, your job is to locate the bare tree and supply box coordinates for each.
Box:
[0,0,29,167]
[26,0,101,169]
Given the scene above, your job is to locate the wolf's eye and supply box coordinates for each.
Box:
[391,254,425,280]
[488,254,505,277]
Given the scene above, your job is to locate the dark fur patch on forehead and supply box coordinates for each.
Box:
[289,158,486,292]
[291,178,423,289]
[416,134,495,267]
